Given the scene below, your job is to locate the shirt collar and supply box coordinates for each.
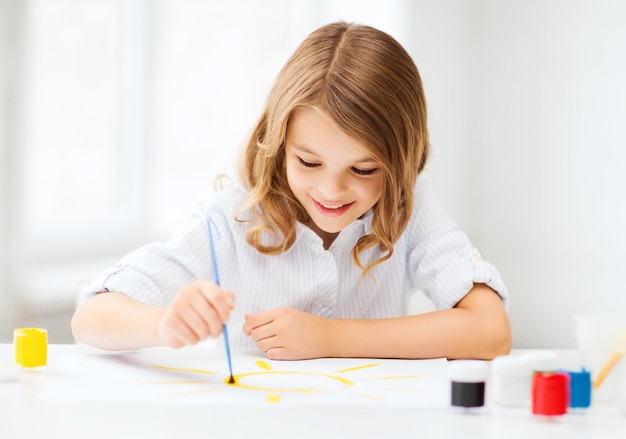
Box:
[293,208,375,252]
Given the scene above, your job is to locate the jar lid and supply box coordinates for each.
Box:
[14,327,47,343]
[449,360,489,383]
[522,350,558,372]
[492,355,530,375]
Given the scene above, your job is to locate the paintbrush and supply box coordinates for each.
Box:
[593,329,626,389]
[207,222,235,384]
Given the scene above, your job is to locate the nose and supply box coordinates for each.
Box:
[317,173,347,199]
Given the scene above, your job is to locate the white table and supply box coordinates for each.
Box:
[0,344,624,439]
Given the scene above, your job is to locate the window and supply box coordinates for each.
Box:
[0,0,413,337]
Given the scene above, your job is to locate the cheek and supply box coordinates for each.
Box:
[360,178,383,203]
[285,160,296,183]
[286,163,307,193]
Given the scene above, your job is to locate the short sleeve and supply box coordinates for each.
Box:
[405,176,509,310]
[80,189,243,307]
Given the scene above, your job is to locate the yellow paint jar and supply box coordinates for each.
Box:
[14,328,48,370]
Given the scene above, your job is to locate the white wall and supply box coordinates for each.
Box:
[424,0,626,348]
[0,0,24,337]
[0,0,9,330]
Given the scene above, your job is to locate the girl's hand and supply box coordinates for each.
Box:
[243,308,329,360]
[157,279,235,348]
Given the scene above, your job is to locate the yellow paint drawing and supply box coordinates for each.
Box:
[266,394,281,403]
[225,371,354,393]
[256,360,272,370]
[144,359,434,405]
[336,362,383,373]
[149,365,216,375]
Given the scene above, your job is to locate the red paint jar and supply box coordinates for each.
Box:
[532,372,569,416]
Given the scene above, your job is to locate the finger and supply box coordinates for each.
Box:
[169,288,224,343]
[197,282,235,324]
[242,314,251,335]
[166,296,198,339]
[204,305,224,338]
[181,290,223,339]
[243,310,274,333]
[180,281,232,336]
[242,313,253,334]
[249,322,277,343]
[182,304,213,341]
[161,314,200,346]
[171,289,215,339]
[256,335,282,354]
[183,292,215,323]
[266,347,290,361]
[218,289,236,318]
[177,322,202,345]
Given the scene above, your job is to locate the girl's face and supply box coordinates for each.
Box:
[285,106,383,246]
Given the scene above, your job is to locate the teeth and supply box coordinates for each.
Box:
[321,202,344,209]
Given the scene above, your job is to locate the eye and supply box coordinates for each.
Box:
[351,167,378,176]
[297,157,320,168]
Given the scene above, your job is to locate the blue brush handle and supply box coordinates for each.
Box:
[207,221,234,379]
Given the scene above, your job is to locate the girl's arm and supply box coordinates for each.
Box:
[244,283,511,360]
[326,283,511,360]
[71,279,235,350]
[71,292,166,350]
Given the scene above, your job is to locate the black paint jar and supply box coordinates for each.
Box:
[449,360,488,410]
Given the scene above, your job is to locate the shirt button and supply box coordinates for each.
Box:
[320,297,330,307]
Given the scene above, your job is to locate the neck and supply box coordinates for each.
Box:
[305,220,339,250]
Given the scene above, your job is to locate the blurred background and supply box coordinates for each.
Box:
[1,0,625,348]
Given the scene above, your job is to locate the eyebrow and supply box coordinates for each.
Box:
[291,144,379,164]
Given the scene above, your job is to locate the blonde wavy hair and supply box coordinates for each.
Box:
[238,21,429,275]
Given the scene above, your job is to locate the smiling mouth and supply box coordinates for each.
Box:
[312,199,354,216]
[320,202,347,209]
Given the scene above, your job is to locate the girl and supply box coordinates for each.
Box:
[72,21,511,360]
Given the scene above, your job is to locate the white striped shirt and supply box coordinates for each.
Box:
[84,174,508,348]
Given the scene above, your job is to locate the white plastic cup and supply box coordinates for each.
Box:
[522,350,558,373]
[573,312,626,405]
[619,350,626,416]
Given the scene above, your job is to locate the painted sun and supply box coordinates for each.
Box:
[143,360,427,404]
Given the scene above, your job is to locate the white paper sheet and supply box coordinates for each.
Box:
[36,345,450,408]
